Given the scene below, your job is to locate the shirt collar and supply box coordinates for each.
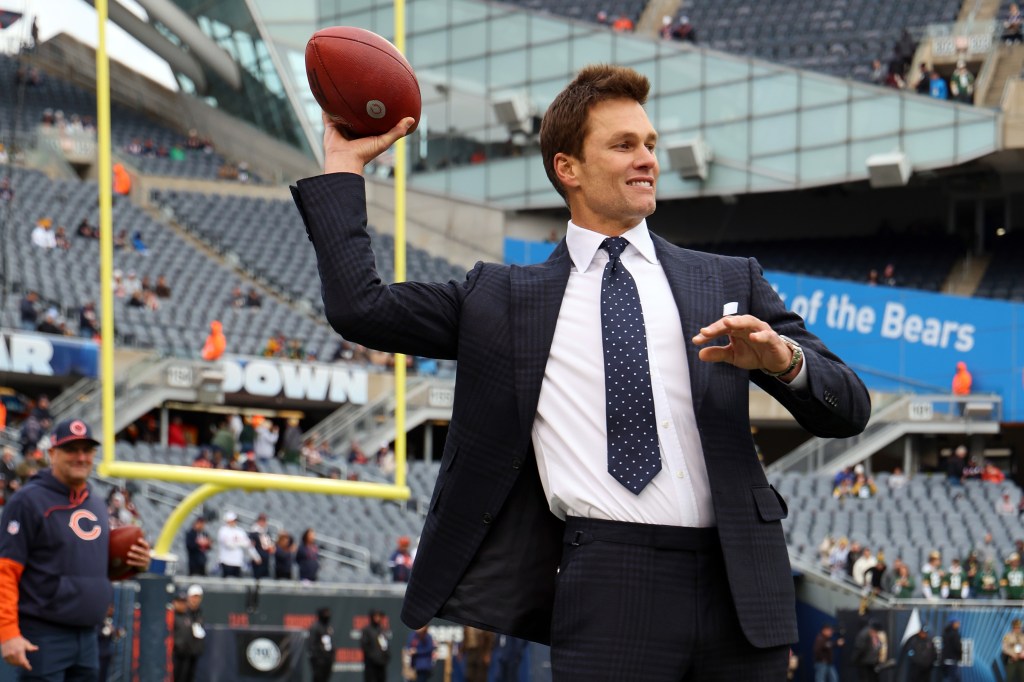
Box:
[564,219,657,273]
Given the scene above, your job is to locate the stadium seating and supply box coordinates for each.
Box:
[497,0,961,81]
[107,441,441,583]
[771,470,1023,579]
[0,53,250,181]
[149,189,467,314]
[975,230,1024,301]
[688,233,963,292]
[0,166,338,357]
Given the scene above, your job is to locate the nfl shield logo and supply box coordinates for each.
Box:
[6,521,19,535]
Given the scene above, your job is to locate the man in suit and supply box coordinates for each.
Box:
[292,64,870,681]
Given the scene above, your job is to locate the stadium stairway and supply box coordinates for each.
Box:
[766,393,1002,475]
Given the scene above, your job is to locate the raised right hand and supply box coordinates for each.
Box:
[1,635,39,670]
[323,112,416,175]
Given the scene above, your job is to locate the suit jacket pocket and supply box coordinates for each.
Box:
[752,484,789,522]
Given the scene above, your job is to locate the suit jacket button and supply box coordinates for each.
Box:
[511,458,521,470]
[482,513,493,524]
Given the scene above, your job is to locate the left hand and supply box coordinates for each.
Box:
[126,537,152,571]
[692,315,798,375]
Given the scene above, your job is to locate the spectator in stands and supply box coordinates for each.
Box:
[851,472,877,498]
[891,562,916,598]
[185,517,211,576]
[610,14,634,32]
[883,68,906,90]
[865,553,887,595]
[36,309,63,335]
[952,363,972,410]
[929,70,949,100]
[286,338,305,360]
[813,623,841,682]
[75,218,98,239]
[903,627,937,681]
[950,60,975,104]
[238,417,256,456]
[1003,552,1024,593]
[659,16,674,40]
[888,466,908,490]
[249,513,276,579]
[131,231,148,255]
[975,559,1001,598]
[870,60,886,85]
[672,16,697,43]
[217,510,258,577]
[210,419,236,459]
[376,443,396,477]
[348,440,368,465]
[981,461,1006,483]
[112,163,131,201]
[262,332,285,357]
[229,286,246,308]
[31,218,56,249]
[945,557,969,599]
[192,449,212,468]
[155,275,172,298]
[998,492,1017,515]
[280,418,302,468]
[201,320,226,361]
[245,288,263,308]
[1002,619,1024,681]
[1005,4,1023,44]
[296,528,320,582]
[828,537,850,579]
[273,532,296,579]
[53,226,70,251]
[852,547,877,586]
[167,416,187,448]
[253,417,278,462]
[78,301,99,339]
[923,550,947,599]
[113,230,128,250]
[0,177,13,203]
[389,536,414,583]
[19,291,38,332]
[948,445,968,485]
[974,533,998,563]
[301,437,322,467]
[107,489,140,530]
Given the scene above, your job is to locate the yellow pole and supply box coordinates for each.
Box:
[393,0,408,490]
[94,0,116,472]
[153,483,226,554]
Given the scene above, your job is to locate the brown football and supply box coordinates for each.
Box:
[108,525,144,581]
[305,26,421,138]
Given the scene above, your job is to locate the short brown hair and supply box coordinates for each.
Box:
[539,65,650,203]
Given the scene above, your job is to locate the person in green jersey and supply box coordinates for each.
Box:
[1002,553,1024,600]
[975,560,1003,599]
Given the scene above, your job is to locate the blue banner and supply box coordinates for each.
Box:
[766,273,1024,422]
[0,329,98,378]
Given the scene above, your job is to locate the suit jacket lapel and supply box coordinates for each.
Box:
[510,242,571,445]
[652,234,719,420]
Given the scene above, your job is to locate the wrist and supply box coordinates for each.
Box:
[761,335,803,379]
[324,152,366,176]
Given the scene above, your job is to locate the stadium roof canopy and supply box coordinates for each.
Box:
[112,0,1001,207]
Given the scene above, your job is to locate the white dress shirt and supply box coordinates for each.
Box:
[531,220,804,527]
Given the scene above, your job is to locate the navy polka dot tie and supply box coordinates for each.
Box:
[600,237,661,494]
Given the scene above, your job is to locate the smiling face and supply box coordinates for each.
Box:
[50,441,97,490]
[555,98,659,236]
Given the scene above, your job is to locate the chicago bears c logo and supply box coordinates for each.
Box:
[69,510,102,541]
[69,421,88,436]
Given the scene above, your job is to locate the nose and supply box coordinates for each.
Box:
[635,146,657,169]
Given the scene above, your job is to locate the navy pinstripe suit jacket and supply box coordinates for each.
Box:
[292,173,871,649]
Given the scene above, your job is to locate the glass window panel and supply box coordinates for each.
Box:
[656,52,704,91]
[530,43,570,82]
[409,3,452,33]
[798,146,847,183]
[613,36,658,65]
[705,163,750,192]
[489,51,528,89]
[338,10,375,31]
[848,136,900,176]
[752,153,797,182]
[570,32,615,71]
[799,105,848,147]
[955,120,999,159]
[751,114,797,156]
[409,31,449,66]
[752,72,799,116]
[903,129,954,166]
[488,158,529,197]
[903,99,957,131]
[701,56,750,87]
[450,58,487,96]
[704,83,749,125]
[530,14,572,43]
[800,75,849,108]
[255,0,317,21]
[704,120,750,160]
[850,96,901,138]
[447,164,487,199]
[655,90,703,134]
[449,0,490,24]
[450,23,488,60]
[530,77,569,111]
[369,8,394,37]
[491,14,528,52]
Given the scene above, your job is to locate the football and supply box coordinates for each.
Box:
[108,525,144,581]
[305,26,421,138]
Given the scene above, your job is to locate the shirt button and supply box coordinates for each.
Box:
[482,513,493,524]
[661,420,671,429]
[676,471,685,479]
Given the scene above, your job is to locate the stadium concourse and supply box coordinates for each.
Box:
[3,0,1024,679]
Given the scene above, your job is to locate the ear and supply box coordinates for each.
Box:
[553,152,580,190]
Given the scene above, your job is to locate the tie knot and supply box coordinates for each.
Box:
[601,237,628,260]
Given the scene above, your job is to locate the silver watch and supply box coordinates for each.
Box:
[762,335,802,378]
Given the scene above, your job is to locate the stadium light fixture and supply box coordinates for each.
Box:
[866,150,912,188]
[666,135,713,180]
